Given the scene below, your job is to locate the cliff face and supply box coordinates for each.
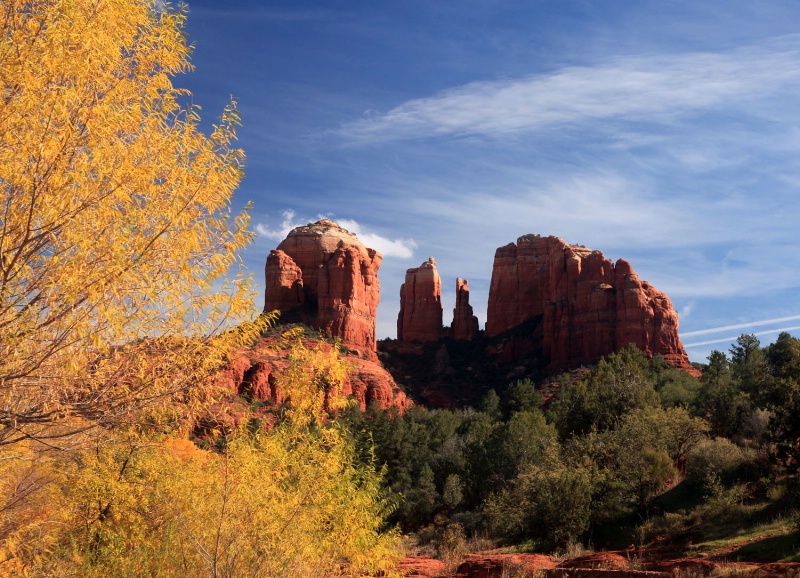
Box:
[397,258,443,342]
[263,220,382,354]
[264,250,304,312]
[486,235,697,375]
[219,335,411,412]
[451,278,479,341]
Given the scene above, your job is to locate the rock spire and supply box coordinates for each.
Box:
[397,257,443,342]
[451,278,479,341]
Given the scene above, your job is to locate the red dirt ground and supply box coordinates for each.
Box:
[397,547,800,577]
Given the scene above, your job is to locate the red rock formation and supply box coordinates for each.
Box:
[456,554,557,577]
[397,257,443,342]
[346,356,411,410]
[556,553,630,571]
[486,235,697,375]
[451,277,479,341]
[396,556,447,578]
[219,335,411,412]
[397,551,786,578]
[264,250,304,312]
[263,220,382,353]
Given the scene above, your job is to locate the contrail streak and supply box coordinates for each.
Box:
[683,325,800,348]
[681,314,800,337]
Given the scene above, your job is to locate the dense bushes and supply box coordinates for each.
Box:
[6,332,796,570]
[484,445,592,549]
[685,437,753,484]
[345,337,800,552]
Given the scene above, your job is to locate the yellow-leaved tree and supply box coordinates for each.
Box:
[0,3,402,575]
[1,339,401,577]
[0,0,263,445]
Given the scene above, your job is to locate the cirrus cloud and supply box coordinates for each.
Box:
[334,35,800,144]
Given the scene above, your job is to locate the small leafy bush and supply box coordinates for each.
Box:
[686,438,751,484]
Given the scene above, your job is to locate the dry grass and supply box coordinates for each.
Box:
[673,564,756,578]
[552,541,592,563]
[500,560,546,578]
[434,523,495,571]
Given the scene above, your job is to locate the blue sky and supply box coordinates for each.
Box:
[179,0,800,364]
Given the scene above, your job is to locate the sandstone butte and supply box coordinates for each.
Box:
[263,219,382,356]
[257,222,698,413]
[259,219,409,411]
[485,234,698,375]
[397,257,443,342]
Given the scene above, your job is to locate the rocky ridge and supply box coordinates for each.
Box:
[392,234,695,377]
[485,235,697,375]
[217,331,410,412]
[257,221,698,412]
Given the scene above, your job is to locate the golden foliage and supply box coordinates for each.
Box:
[0,2,401,574]
[0,0,265,444]
[0,340,401,577]
[278,336,354,427]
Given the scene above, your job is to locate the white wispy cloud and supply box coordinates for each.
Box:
[684,325,800,348]
[255,210,301,241]
[408,171,700,252]
[335,35,800,144]
[255,211,416,259]
[336,219,417,259]
[659,245,800,299]
[681,314,800,337]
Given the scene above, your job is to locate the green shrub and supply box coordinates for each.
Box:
[484,446,591,550]
[686,437,750,484]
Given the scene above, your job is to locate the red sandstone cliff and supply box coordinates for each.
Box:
[264,250,304,312]
[451,278,479,341]
[486,235,697,375]
[263,220,382,354]
[397,257,443,342]
[218,334,411,412]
